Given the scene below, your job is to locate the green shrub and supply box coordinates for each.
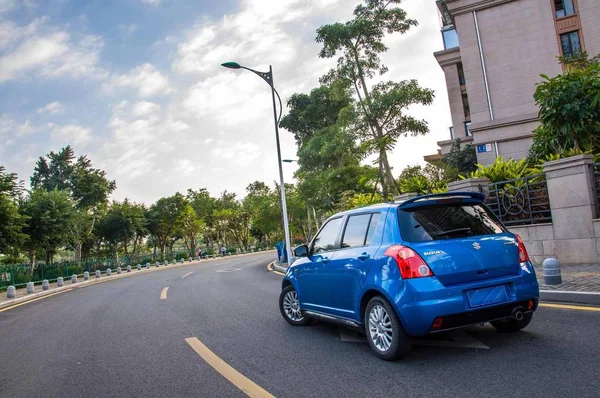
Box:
[462,157,542,183]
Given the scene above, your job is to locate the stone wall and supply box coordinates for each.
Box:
[508,224,555,265]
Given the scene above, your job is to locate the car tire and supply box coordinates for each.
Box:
[279,285,311,326]
[490,313,533,333]
[364,296,411,361]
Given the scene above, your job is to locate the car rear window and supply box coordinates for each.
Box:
[398,204,505,242]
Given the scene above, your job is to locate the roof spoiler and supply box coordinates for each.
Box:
[397,192,486,209]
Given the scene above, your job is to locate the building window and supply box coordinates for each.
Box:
[442,27,459,50]
[462,93,470,119]
[457,63,466,86]
[449,126,455,140]
[555,0,575,18]
[560,31,582,57]
[465,122,472,137]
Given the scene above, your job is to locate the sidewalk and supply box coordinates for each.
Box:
[535,264,600,292]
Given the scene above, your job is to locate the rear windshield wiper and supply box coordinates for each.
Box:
[434,228,472,237]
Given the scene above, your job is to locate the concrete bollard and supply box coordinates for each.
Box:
[188,257,192,262]
[96,270,101,279]
[84,272,89,281]
[543,258,562,285]
[71,274,77,284]
[27,282,35,294]
[106,268,111,277]
[213,254,216,259]
[258,248,261,252]
[137,264,141,271]
[6,285,16,299]
[57,277,64,287]
[146,262,150,269]
[155,262,160,268]
[197,256,201,261]
[164,260,168,266]
[127,265,132,272]
[205,255,209,260]
[117,267,122,274]
[42,279,49,290]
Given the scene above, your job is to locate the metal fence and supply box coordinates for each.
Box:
[479,174,552,226]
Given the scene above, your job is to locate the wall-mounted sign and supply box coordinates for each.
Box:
[477,144,493,153]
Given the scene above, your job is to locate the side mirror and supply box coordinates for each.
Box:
[293,244,309,258]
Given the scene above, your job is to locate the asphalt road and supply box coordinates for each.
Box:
[0,253,599,398]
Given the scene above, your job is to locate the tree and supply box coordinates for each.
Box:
[0,166,27,257]
[529,52,600,162]
[316,0,434,198]
[442,139,477,175]
[21,189,74,271]
[31,146,116,260]
[176,203,205,257]
[281,83,379,211]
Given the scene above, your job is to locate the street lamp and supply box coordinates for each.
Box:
[280,158,319,240]
[221,61,294,265]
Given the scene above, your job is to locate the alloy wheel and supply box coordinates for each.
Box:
[368,304,393,352]
[282,290,304,322]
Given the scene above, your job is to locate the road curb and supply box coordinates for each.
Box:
[540,290,600,306]
[271,261,288,274]
[0,250,275,312]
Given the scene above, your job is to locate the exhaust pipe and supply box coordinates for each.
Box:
[511,307,524,321]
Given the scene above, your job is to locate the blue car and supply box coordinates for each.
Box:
[279,192,539,360]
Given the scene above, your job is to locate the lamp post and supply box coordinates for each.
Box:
[221,61,293,265]
[281,158,315,241]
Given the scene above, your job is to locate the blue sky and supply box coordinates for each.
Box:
[0,0,451,204]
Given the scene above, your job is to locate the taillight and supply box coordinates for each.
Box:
[515,234,530,263]
[384,245,434,279]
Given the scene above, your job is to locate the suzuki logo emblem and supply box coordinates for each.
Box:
[473,242,481,250]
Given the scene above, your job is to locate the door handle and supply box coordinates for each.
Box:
[322,257,330,264]
[358,253,370,261]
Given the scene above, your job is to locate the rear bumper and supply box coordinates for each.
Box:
[430,299,537,333]
[392,264,539,336]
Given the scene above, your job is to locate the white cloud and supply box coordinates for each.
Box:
[51,124,92,146]
[0,114,40,137]
[0,17,106,83]
[42,35,106,79]
[0,32,69,83]
[108,63,172,98]
[210,140,262,168]
[141,0,160,5]
[131,101,161,118]
[0,0,16,15]
[37,101,64,115]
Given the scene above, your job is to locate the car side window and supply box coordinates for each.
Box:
[341,214,372,249]
[312,218,343,254]
[365,213,381,246]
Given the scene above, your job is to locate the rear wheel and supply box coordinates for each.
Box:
[490,313,533,333]
[279,285,311,326]
[365,296,411,361]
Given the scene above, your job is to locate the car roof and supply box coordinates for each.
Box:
[332,202,396,218]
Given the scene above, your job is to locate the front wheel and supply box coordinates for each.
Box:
[279,285,311,326]
[490,312,533,333]
[365,297,411,361]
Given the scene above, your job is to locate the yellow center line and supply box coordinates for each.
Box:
[181,272,194,279]
[0,290,69,313]
[160,287,169,300]
[266,262,285,276]
[539,303,600,312]
[185,337,274,398]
